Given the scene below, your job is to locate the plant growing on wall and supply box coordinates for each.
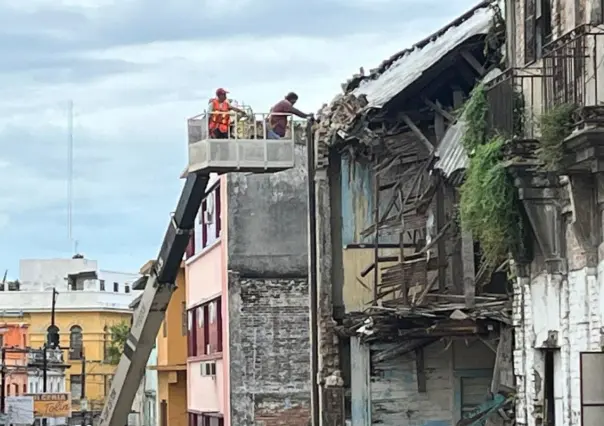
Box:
[459,85,525,268]
[106,321,130,365]
[537,103,576,171]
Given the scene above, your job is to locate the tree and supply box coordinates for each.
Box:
[106,321,130,364]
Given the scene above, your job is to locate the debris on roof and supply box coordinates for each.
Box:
[316,1,495,145]
[353,6,494,109]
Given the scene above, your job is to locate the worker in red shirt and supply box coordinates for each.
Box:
[207,88,247,139]
[267,92,311,139]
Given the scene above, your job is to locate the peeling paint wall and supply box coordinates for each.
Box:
[340,154,399,245]
[364,340,495,426]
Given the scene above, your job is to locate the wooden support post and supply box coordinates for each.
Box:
[424,98,455,123]
[436,179,447,292]
[400,113,434,153]
[434,104,446,144]
[399,188,408,305]
[460,50,486,76]
[373,168,380,306]
[415,347,426,393]
[462,229,476,308]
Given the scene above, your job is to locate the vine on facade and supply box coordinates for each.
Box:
[459,85,524,268]
[537,103,576,171]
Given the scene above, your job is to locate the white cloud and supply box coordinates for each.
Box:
[0,0,481,277]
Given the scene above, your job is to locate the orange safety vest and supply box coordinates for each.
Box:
[209,98,230,133]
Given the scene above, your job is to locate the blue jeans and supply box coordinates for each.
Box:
[266,129,281,140]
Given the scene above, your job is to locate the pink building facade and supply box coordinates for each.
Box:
[185,144,310,426]
[186,176,228,426]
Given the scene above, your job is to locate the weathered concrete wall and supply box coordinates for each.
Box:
[228,272,310,426]
[226,145,307,277]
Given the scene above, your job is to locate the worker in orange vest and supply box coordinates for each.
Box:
[207,88,247,139]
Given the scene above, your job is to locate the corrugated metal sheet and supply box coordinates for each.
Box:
[434,119,468,181]
[433,68,503,182]
[352,7,494,109]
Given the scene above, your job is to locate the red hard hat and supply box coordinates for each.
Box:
[216,88,229,95]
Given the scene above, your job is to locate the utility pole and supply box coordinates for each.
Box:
[81,352,86,426]
[0,347,5,416]
[42,288,58,426]
[306,117,320,426]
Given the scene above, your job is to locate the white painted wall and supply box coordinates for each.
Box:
[28,371,67,426]
[0,258,141,312]
[513,264,604,426]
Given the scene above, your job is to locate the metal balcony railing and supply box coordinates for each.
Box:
[186,112,304,174]
[485,67,544,140]
[542,25,604,118]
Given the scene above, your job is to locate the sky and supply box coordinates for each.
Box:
[0,0,479,279]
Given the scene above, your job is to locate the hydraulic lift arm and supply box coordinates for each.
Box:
[98,172,210,426]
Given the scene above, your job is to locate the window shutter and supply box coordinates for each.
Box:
[525,0,537,64]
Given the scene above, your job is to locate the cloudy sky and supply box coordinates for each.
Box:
[0,0,478,278]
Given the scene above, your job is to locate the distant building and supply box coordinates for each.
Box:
[0,322,29,398]
[0,257,141,425]
[136,261,187,426]
[27,348,69,426]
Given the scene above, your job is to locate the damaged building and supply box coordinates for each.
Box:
[311,1,515,425]
[310,0,604,424]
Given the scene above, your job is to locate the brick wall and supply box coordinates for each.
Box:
[229,272,310,426]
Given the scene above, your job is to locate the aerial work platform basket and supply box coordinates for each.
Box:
[187,111,300,174]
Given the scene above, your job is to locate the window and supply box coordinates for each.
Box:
[100,279,105,291]
[125,285,130,294]
[0,334,3,348]
[187,297,222,357]
[581,351,604,426]
[185,232,195,259]
[113,282,119,292]
[187,310,196,357]
[70,375,82,400]
[524,0,552,63]
[47,325,60,348]
[200,185,222,250]
[182,302,188,336]
[22,384,26,394]
[69,325,83,360]
[188,413,224,426]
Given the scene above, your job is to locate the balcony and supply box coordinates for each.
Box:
[541,25,604,171]
[27,348,65,366]
[484,67,544,142]
[187,112,302,174]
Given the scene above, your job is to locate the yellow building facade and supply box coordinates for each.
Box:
[0,257,140,422]
[146,261,188,426]
[27,310,133,413]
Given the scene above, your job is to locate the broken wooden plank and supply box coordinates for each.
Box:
[436,179,447,292]
[423,97,456,122]
[400,112,434,153]
[460,49,486,76]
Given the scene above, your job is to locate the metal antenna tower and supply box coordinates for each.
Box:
[67,100,77,255]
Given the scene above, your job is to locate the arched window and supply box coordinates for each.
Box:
[47,325,60,348]
[69,326,83,360]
